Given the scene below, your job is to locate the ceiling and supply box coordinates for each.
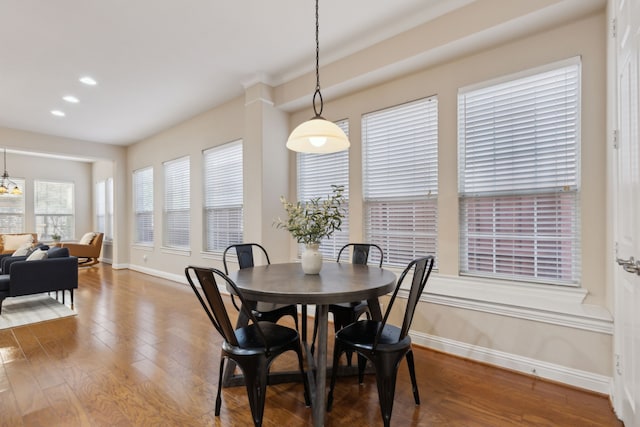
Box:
[0,0,474,146]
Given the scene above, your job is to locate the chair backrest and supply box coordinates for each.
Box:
[337,243,383,267]
[375,256,435,348]
[185,266,267,348]
[222,243,270,274]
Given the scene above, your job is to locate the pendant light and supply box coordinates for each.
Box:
[286,0,350,154]
[0,148,22,195]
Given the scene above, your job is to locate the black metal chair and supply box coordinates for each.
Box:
[223,243,299,331]
[326,255,435,427]
[311,243,383,365]
[185,266,310,427]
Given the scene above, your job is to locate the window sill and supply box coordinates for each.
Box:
[132,243,154,251]
[402,273,613,334]
[160,247,191,257]
[201,251,223,262]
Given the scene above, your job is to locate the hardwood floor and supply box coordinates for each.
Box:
[0,265,623,426]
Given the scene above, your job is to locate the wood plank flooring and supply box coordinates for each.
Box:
[0,265,624,426]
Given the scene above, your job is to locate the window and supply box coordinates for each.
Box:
[363,97,438,267]
[133,167,154,244]
[163,157,190,249]
[0,178,25,233]
[96,181,105,235]
[458,58,580,285]
[96,179,114,241]
[297,120,349,259]
[203,140,243,252]
[106,178,113,241]
[34,180,74,240]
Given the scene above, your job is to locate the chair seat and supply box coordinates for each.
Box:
[337,319,411,351]
[233,321,300,352]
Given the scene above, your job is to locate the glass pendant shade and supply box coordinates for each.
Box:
[286,116,350,153]
[0,149,21,195]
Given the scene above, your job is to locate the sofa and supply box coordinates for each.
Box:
[0,233,38,254]
[0,246,79,314]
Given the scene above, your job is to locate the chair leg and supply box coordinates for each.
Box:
[216,358,225,415]
[241,357,269,427]
[357,353,367,384]
[326,341,344,412]
[372,352,406,427]
[406,349,420,405]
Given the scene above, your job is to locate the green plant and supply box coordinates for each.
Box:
[274,185,346,245]
[51,233,61,241]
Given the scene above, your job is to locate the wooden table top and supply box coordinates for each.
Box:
[228,262,396,305]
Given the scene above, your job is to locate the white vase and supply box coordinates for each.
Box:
[301,243,323,274]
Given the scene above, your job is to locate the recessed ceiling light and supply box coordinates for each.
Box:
[79,76,97,86]
[51,110,66,117]
[63,95,79,103]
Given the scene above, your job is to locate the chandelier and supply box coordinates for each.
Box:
[0,148,22,195]
[286,0,350,154]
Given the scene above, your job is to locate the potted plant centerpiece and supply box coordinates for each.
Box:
[274,185,345,274]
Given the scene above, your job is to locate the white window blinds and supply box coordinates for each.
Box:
[363,97,438,267]
[203,140,243,252]
[164,157,190,249]
[34,180,75,240]
[96,181,106,235]
[133,167,154,244]
[0,178,25,233]
[297,120,349,259]
[105,178,113,241]
[458,58,581,284]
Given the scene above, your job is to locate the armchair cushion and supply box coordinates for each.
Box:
[27,249,48,261]
[79,232,96,245]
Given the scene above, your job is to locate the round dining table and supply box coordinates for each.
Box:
[228,261,396,427]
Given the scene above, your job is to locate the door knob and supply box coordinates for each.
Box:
[616,256,640,275]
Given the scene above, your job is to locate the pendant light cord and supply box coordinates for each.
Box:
[312,0,323,118]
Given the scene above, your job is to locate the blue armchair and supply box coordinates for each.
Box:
[0,247,79,314]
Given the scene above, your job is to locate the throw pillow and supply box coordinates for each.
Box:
[25,243,49,257]
[79,232,96,245]
[12,242,32,257]
[2,234,34,251]
[26,249,48,261]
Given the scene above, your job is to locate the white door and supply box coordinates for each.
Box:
[614,0,640,425]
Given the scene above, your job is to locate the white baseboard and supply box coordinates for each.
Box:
[127,263,187,285]
[411,330,612,395]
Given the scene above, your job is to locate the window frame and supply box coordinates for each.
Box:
[362,96,439,268]
[34,180,75,240]
[133,166,154,245]
[203,140,243,253]
[457,57,582,286]
[163,156,191,250]
[0,177,26,234]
